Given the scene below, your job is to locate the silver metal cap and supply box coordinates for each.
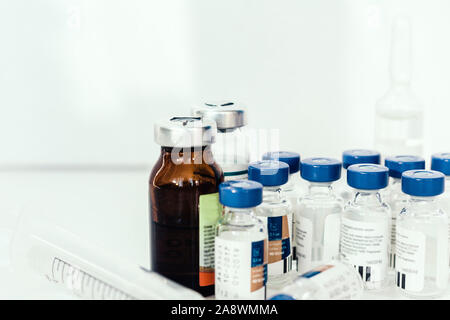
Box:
[191,101,247,130]
[154,117,217,147]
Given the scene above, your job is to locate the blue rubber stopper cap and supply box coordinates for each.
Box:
[342,149,381,169]
[347,164,389,190]
[384,155,425,179]
[248,160,290,187]
[219,180,263,208]
[402,170,445,197]
[262,151,300,174]
[431,153,450,176]
[301,157,342,182]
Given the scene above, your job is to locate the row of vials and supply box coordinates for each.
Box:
[149,102,450,300]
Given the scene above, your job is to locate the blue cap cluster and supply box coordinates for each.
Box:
[402,170,445,197]
[431,153,450,176]
[384,155,425,179]
[347,164,389,190]
[263,151,300,174]
[342,149,381,169]
[301,157,342,182]
[248,160,290,187]
[219,180,263,208]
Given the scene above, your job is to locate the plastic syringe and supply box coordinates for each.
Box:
[10,212,203,300]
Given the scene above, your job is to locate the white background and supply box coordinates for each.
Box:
[1,0,450,167]
[1,0,450,298]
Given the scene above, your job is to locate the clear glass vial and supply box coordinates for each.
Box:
[337,149,381,203]
[262,151,306,207]
[396,170,448,298]
[340,164,391,291]
[268,261,364,300]
[384,155,425,271]
[248,160,293,288]
[431,153,450,239]
[296,157,343,273]
[215,180,267,300]
[192,101,249,180]
[262,151,306,270]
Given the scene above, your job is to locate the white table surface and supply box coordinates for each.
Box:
[0,170,449,300]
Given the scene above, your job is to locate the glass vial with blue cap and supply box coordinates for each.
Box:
[431,153,450,267]
[340,164,391,291]
[262,151,306,206]
[215,180,267,300]
[337,149,381,203]
[192,101,249,180]
[248,160,293,287]
[268,261,364,300]
[431,153,450,231]
[262,151,305,271]
[384,155,425,272]
[396,170,448,298]
[295,157,343,273]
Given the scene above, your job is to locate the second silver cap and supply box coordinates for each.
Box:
[154,117,217,147]
[192,101,247,130]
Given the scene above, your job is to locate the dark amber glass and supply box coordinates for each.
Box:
[150,146,224,297]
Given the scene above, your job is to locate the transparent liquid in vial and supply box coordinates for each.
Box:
[397,198,448,298]
[341,190,391,291]
[215,207,266,300]
[284,173,307,271]
[296,182,343,273]
[440,177,450,267]
[383,178,407,275]
[254,187,293,288]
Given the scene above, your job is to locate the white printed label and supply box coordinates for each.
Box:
[301,263,363,299]
[395,226,425,292]
[295,216,313,272]
[323,214,341,261]
[215,237,266,300]
[340,218,389,283]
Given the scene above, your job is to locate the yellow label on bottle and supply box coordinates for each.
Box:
[199,192,222,286]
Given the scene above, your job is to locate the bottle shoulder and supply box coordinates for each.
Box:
[299,192,343,207]
[343,199,391,218]
[399,202,447,221]
[150,155,224,189]
[255,198,292,217]
[217,216,266,240]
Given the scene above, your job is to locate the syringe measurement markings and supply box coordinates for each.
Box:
[51,257,57,282]
[61,259,66,284]
[104,282,111,299]
[51,257,135,300]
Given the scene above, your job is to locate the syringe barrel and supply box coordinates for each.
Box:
[10,214,203,300]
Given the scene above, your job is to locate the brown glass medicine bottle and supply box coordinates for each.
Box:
[150,117,224,297]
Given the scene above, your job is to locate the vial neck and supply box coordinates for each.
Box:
[409,195,436,204]
[263,186,284,202]
[407,196,439,215]
[283,173,297,191]
[218,128,237,133]
[307,182,333,195]
[391,177,401,186]
[225,207,255,218]
[353,189,383,204]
